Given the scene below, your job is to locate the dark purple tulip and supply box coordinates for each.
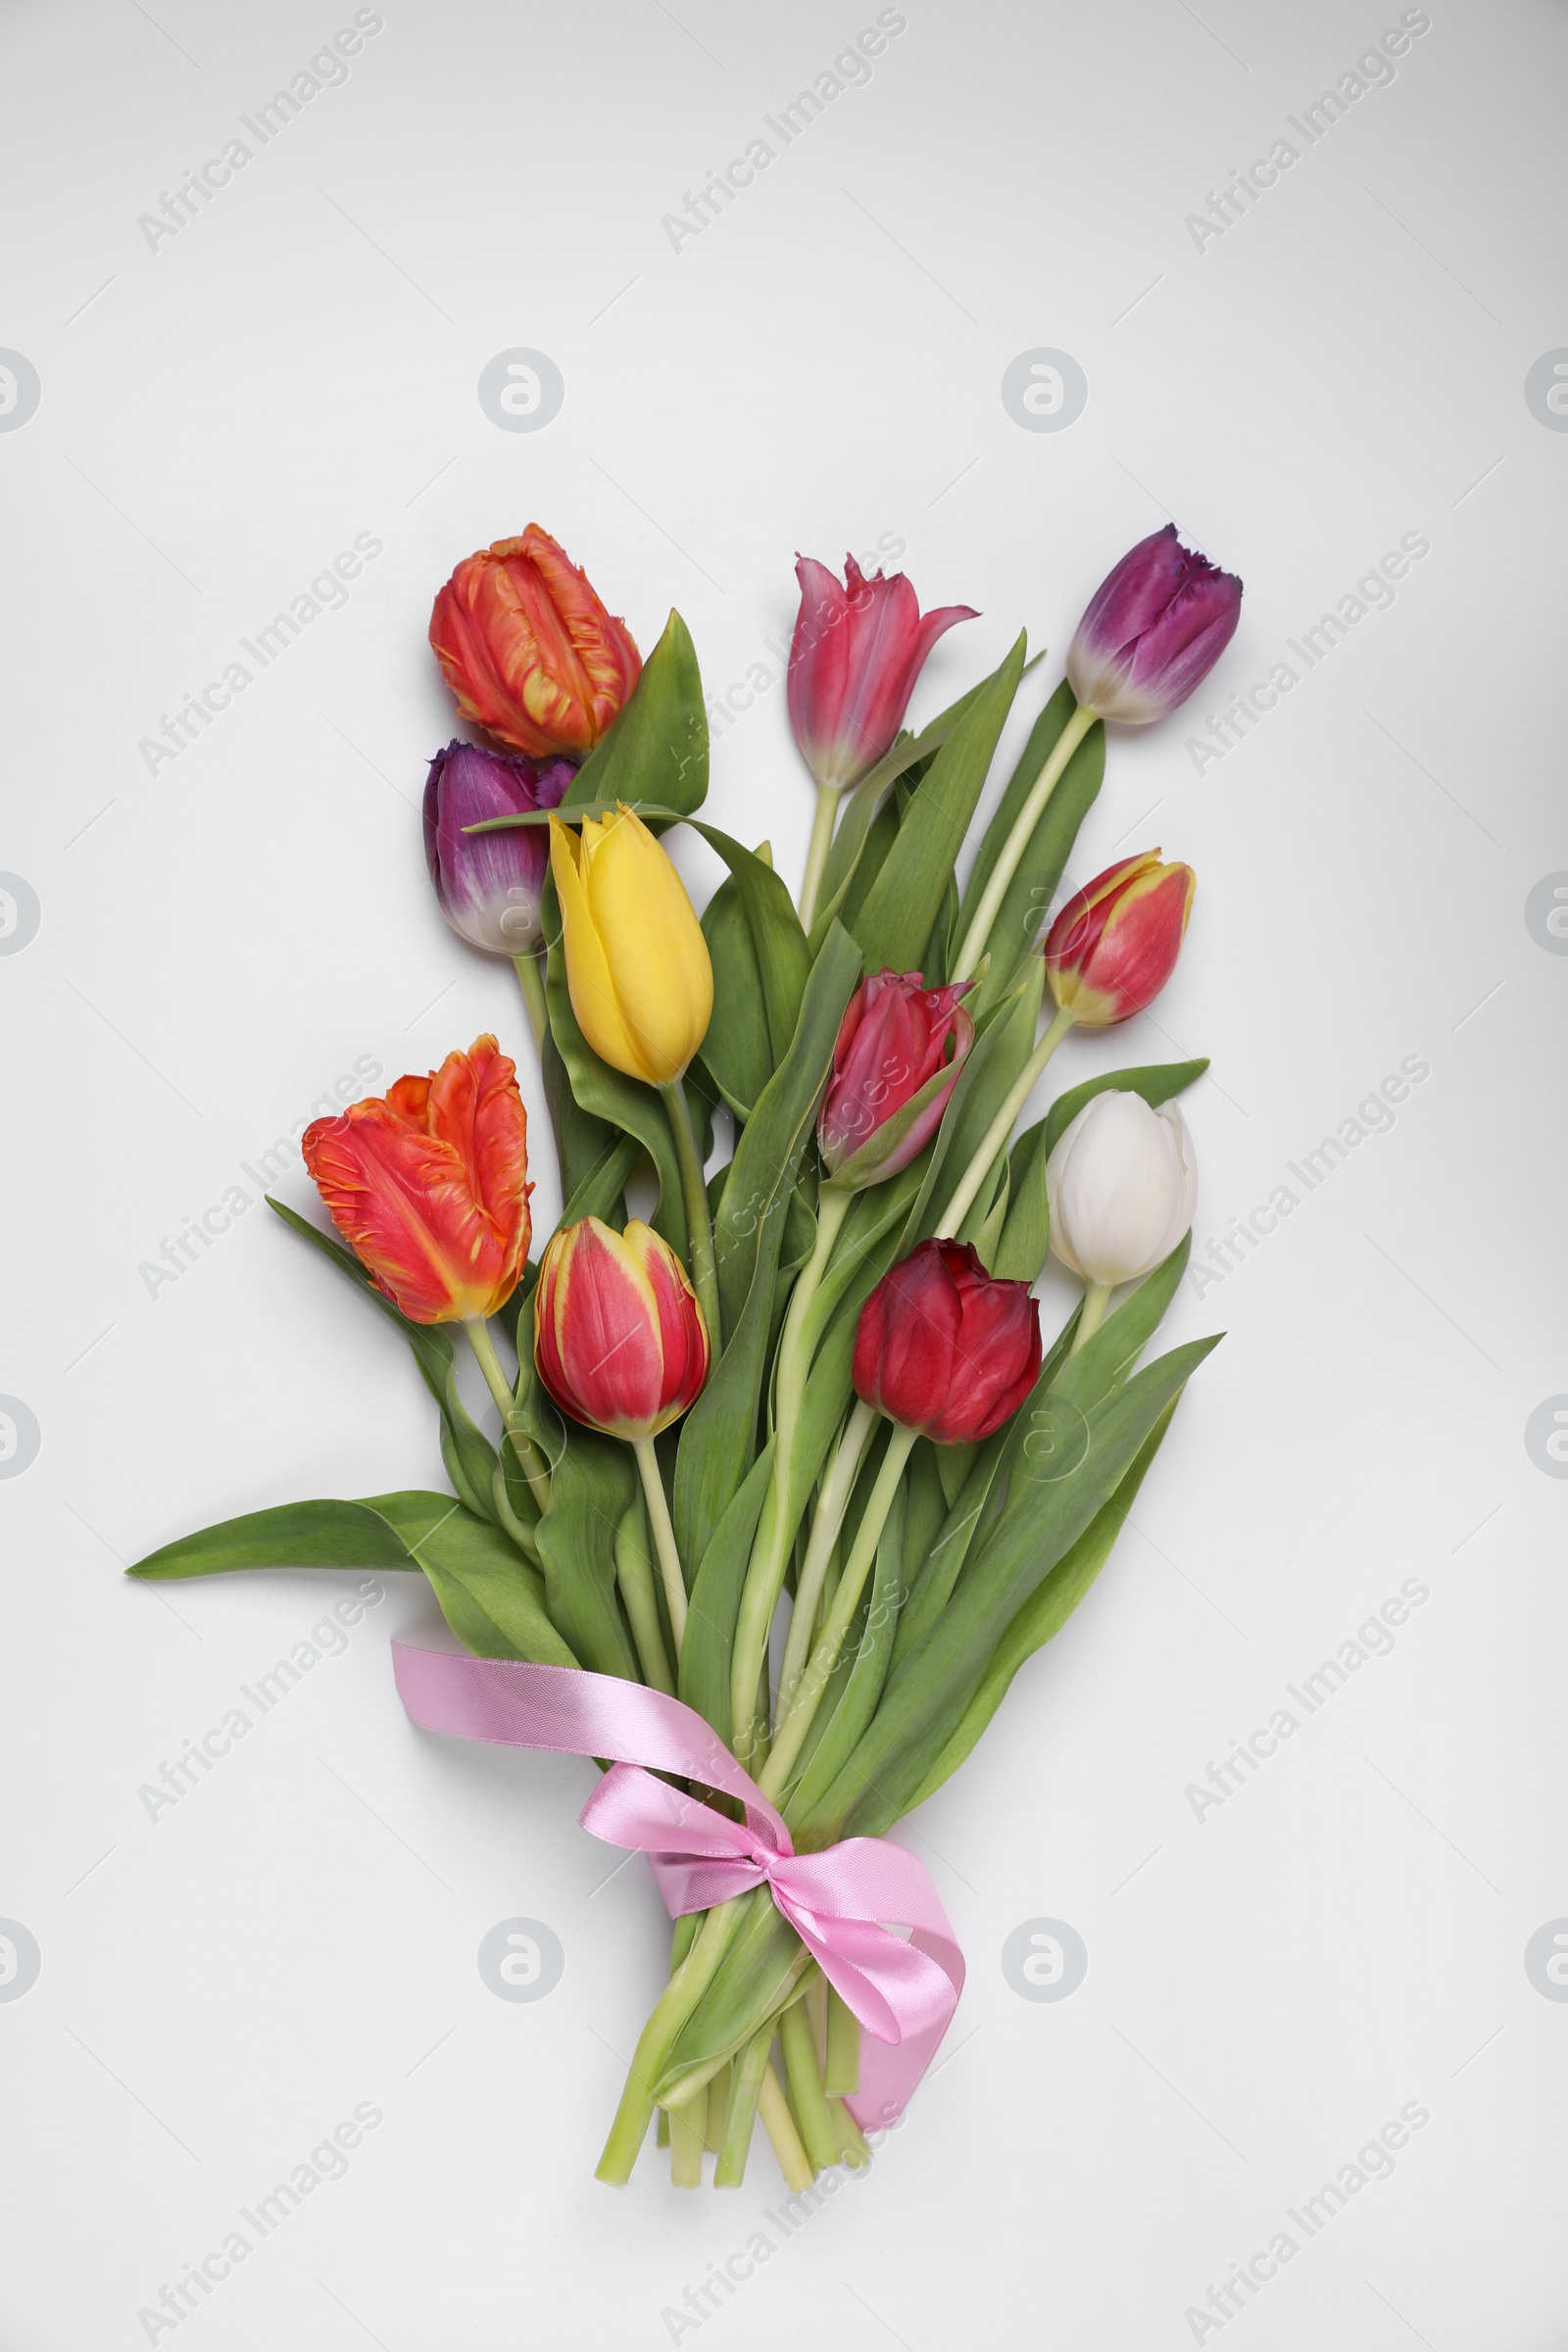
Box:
[423,740,574,956]
[1065,525,1242,725]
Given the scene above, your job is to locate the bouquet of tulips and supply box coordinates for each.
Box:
[133,519,1241,2191]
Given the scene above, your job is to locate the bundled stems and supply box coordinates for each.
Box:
[512,949,549,1053]
[798,781,839,931]
[465,1320,553,1515]
[824,1987,860,2096]
[751,1399,877,1764]
[632,1439,688,1657]
[779,1995,841,2174]
[765,1421,917,1795]
[596,1900,742,2183]
[662,1080,723,1354]
[935,1004,1076,1239]
[727,1186,853,1760]
[949,702,1098,984]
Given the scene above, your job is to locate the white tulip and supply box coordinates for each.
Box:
[1046,1091,1198,1288]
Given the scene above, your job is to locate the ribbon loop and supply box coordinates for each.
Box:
[392,1643,964,2129]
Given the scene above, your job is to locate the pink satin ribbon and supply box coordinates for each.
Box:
[392,1643,963,2129]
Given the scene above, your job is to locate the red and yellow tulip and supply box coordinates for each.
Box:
[1043,851,1196,1027]
[302,1036,531,1323]
[429,525,641,759]
[533,1216,709,1441]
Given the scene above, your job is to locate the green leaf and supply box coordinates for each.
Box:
[697,874,770,1121]
[266,1200,501,1526]
[128,1491,579,1668]
[785,1477,907,1823]
[901,960,1047,1253]
[1044,1058,1210,1158]
[959,682,1104,1017]
[711,923,862,1340]
[903,1396,1182,1810]
[675,928,860,1574]
[991,1116,1052,1282]
[563,610,708,821]
[541,883,687,1260]
[811,653,1047,937]
[687,823,811,1069]
[799,1334,1222,1842]
[850,633,1027,976]
[532,1426,640,1680]
[678,1445,776,1744]
[560,1131,640,1227]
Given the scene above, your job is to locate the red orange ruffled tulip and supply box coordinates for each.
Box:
[302,1035,531,1325]
[429,525,641,758]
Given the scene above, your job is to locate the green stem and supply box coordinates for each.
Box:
[714,2024,774,2187]
[512,949,549,1053]
[632,1437,687,1658]
[779,1994,840,2174]
[949,701,1098,985]
[764,1422,917,1796]
[764,1400,877,1751]
[727,1186,853,1763]
[464,1320,552,1516]
[798,780,840,931]
[757,2059,815,2190]
[661,1080,723,1355]
[595,1899,742,2184]
[934,1004,1076,1241]
[703,2061,731,2154]
[1069,1281,1112,1355]
[831,2098,873,2169]
[489,1465,541,1562]
[613,1496,676,1692]
[668,2091,705,2187]
[824,1985,861,2096]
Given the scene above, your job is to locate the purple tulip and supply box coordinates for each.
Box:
[422,740,574,956]
[1065,525,1242,725]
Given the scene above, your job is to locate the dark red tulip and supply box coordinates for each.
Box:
[852,1238,1041,1445]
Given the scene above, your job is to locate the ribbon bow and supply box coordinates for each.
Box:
[392,1644,963,2129]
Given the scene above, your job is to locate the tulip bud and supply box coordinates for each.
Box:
[853,1238,1042,1446]
[533,1216,710,1440]
[302,1037,531,1323]
[1044,851,1195,1027]
[788,554,976,793]
[818,969,975,1190]
[548,804,712,1086]
[429,525,641,758]
[423,740,574,956]
[1066,524,1242,725]
[1046,1092,1197,1287]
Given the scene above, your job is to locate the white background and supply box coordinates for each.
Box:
[3,1,1565,2345]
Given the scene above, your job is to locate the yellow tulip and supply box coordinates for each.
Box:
[548,804,712,1086]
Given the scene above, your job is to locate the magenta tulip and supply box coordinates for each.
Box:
[818,969,974,1190]
[788,555,976,794]
[1065,525,1242,725]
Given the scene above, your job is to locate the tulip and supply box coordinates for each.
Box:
[789,554,976,925]
[818,969,975,1191]
[762,1238,1042,1793]
[534,1215,710,1648]
[1065,524,1242,726]
[549,803,721,1348]
[852,1237,1042,1446]
[429,525,641,758]
[1044,851,1196,1027]
[302,1035,531,1325]
[1047,1092,1197,1348]
[423,740,574,957]
[951,529,1234,986]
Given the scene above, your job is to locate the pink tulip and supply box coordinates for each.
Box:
[818,969,975,1191]
[1065,525,1242,725]
[788,555,976,793]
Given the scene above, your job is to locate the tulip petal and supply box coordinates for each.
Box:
[584,808,713,1084]
[550,818,647,1079]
